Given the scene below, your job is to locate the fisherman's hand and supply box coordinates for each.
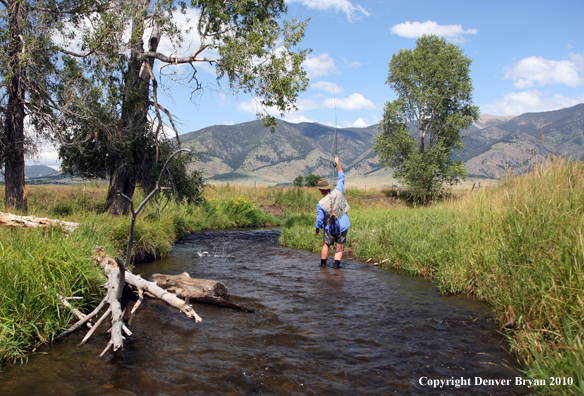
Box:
[315,228,320,235]
[334,156,340,166]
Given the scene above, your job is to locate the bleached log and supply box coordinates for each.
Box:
[150,272,254,313]
[125,272,203,322]
[0,212,79,232]
[106,270,125,351]
[150,272,229,299]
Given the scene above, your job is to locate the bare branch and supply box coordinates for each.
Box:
[57,297,107,339]
[140,51,219,65]
[78,307,111,346]
[146,101,181,147]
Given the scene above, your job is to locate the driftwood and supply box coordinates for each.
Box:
[151,272,254,313]
[0,212,79,232]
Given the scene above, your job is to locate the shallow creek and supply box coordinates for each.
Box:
[0,229,528,395]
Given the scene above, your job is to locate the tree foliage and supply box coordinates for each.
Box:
[56,0,310,215]
[374,35,479,199]
[293,175,303,187]
[304,173,320,187]
[0,0,111,209]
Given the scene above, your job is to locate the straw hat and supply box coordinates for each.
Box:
[316,178,332,190]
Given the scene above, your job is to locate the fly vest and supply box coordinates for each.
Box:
[319,189,350,235]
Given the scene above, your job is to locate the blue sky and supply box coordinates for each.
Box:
[34,0,584,167]
[156,0,584,133]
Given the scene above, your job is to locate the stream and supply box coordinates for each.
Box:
[0,229,528,395]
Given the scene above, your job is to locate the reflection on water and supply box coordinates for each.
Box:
[0,229,528,395]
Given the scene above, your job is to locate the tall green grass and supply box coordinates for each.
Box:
[0,226,106,364]
[0,184,276,365]
[280,157,583,395]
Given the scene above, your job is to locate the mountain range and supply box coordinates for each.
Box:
[0,165,60,182]
[180,103,584,185]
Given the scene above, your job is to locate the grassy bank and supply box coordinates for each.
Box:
[280,157,583,395]
[0,184,278,365]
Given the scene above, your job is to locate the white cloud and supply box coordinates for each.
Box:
[324,93,377,111]
[284,114,319,123]
[390,20,478,43]
[312,80,344,94]
[342,116,379,128]
[288,0,369,22]
[483,89,584,115]
[341,56,362,68]
[303,53,338,79]
[504,54,584,88]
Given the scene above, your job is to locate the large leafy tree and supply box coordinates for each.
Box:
[57,0,310,215]
[374,35,479,199]
[0,0,111,210]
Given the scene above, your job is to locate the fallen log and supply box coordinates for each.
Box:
[93,248,203,322]
[150,272,229,299]
[151,272,254,313]
[0,212,79,232]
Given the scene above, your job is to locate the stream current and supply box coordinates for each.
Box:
[0,229,528,395]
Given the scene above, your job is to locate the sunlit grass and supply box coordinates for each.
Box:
[280,157,584,395]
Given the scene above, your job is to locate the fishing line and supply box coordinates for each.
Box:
[326,61,339,186]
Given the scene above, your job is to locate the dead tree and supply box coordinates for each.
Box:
[58,149,204,355]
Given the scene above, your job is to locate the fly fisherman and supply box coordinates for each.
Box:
[315,156,350,268]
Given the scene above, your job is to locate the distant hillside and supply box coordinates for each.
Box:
[179,104,584,184]
[454,103,584,178]
[0,165,60,182]
[180,120,391,185]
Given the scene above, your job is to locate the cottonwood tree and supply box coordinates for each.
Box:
[0,0,112,210]
[293,175,303,187]
[57,0,310,215]
[304,173,319,187]
[374,35,479,200]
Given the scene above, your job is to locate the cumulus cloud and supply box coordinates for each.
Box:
[324,93,377,111]
[390,20,477,43]
[303,53,338,79]
[312,80,344,94]
[342,116,379,128]
[284,114,319,124]
[482,89,584,115]
[504,53,584,88]
[288,0,369,22]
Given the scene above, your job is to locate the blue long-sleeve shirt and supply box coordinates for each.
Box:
[315,171,350,232]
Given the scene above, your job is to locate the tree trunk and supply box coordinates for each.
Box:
[104,166,136,215]
[103,51,144,214]
[3,2,27,211]
[104,3,161,215]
